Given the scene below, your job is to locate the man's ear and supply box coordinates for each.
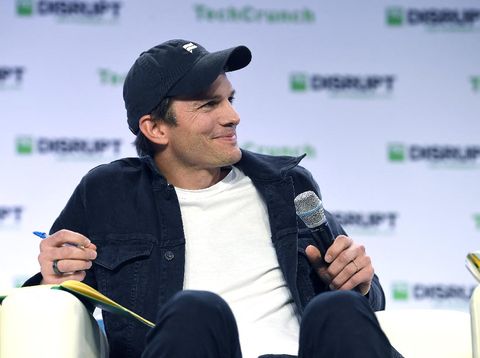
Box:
[139,114,169,145]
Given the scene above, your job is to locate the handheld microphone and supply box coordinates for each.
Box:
[294,191,335,258]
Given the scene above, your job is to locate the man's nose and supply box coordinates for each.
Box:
[221,100,240,126]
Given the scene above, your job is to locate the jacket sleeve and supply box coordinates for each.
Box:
[365,275,386,311]
[23,177,97,290]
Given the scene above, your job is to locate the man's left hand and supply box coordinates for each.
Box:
[305,235,373,296]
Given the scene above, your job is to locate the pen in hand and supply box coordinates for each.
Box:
[33,231,86,249]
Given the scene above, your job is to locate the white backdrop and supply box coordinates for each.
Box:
[1,0,479,311]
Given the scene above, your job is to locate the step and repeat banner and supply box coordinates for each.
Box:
[1,0,479,311]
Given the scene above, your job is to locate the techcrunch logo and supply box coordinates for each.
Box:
[290,73,395,98]
[99,68,126,85]
[332,211,398,234]
[194,4,315,24]
[242,142,316,158]
[0,67,25,89]
[392,282,475,302]
[0,206,23,227]
[16,136,122,158]
[386,7,480,31]
[17,0,122,22]
[472,76,480,92]
[388,143,480,168]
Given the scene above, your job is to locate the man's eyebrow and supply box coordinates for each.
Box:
[208,89,236,99]
[194,89,236,103]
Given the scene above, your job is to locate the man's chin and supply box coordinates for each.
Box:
[231,147,242,163]
[221,148,242,166]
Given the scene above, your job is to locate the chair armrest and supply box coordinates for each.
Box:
[0,285,108,358]
[471,286,480,358]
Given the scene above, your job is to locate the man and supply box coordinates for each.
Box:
[26,39,396,357]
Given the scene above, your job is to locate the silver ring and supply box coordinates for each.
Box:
[52,259,64,275]
[352,260,360,273]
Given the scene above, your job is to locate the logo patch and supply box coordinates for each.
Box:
[183,43,198,53]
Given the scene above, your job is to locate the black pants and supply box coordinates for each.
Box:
[142,290,396,358]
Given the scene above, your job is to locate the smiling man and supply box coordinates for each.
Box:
[27,39,399,358]
[140,73,241,189]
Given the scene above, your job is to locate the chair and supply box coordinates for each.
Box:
[0,285,108,358]
[470,285,480,357]
[0,285,476,358]
[376,308,472,358]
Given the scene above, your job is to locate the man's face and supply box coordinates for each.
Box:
[163,73,242,170]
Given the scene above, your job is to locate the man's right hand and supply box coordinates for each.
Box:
[38,229,97,284]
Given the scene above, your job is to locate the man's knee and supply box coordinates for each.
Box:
[146,290,241,358]
[299,291,392,358]
[159,290,234,323]
[303,290,369,324]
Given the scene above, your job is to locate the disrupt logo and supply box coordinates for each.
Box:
[242,142,316,158]
[16,0,122,21]
[194,4,315,24]
[0,206,23,226]
[332,211,398,234]
[392,282,409,301]
[290,73,395,97]
[99,68,125,85]
[0,67,25,89]
[16,136,122,157]
[386,7,480,30]
[392,282,475,301]
[388,143,480,167]
[472,76,480,93]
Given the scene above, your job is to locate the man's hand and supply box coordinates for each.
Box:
[305,235,373,295]
[38,229,97,284]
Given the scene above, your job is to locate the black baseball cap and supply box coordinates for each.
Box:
[123,39,252,135]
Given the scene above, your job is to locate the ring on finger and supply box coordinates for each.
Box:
[52,259,65,275]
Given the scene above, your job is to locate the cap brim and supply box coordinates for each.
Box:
[168,45,251,97]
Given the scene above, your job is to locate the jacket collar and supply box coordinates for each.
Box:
[140,149,306,183]
[236,149,306,180]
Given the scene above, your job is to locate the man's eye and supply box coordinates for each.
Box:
[201,101,217,108]
[228,96,235,104]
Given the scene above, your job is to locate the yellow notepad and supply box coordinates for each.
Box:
[466,252,480,283]
[0,280,154,328]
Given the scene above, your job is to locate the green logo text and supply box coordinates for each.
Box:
[386,7,404,26]
[472,76,480,92]
[194,4,315,24]
[392,282,409,301]
[388,143,405,162]
[290,73,308,92]
[474,214,480,229]
[16,136,33,154]
[17,0,34,16]
[242,142,316,158]
[99,68,126,85]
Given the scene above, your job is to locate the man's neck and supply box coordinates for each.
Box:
[153,156,231,190]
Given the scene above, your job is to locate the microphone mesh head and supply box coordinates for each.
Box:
[294,191,327,228]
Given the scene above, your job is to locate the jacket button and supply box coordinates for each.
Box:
[164,250,174,261]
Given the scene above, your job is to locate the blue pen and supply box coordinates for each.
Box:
[33,231,85,248]
[33,231,48,239]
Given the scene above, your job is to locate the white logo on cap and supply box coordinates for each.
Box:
[183,43,198,53]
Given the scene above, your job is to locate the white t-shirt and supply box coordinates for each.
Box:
[176,166,300,358]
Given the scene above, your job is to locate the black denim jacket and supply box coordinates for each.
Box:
[25,149,385,357]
